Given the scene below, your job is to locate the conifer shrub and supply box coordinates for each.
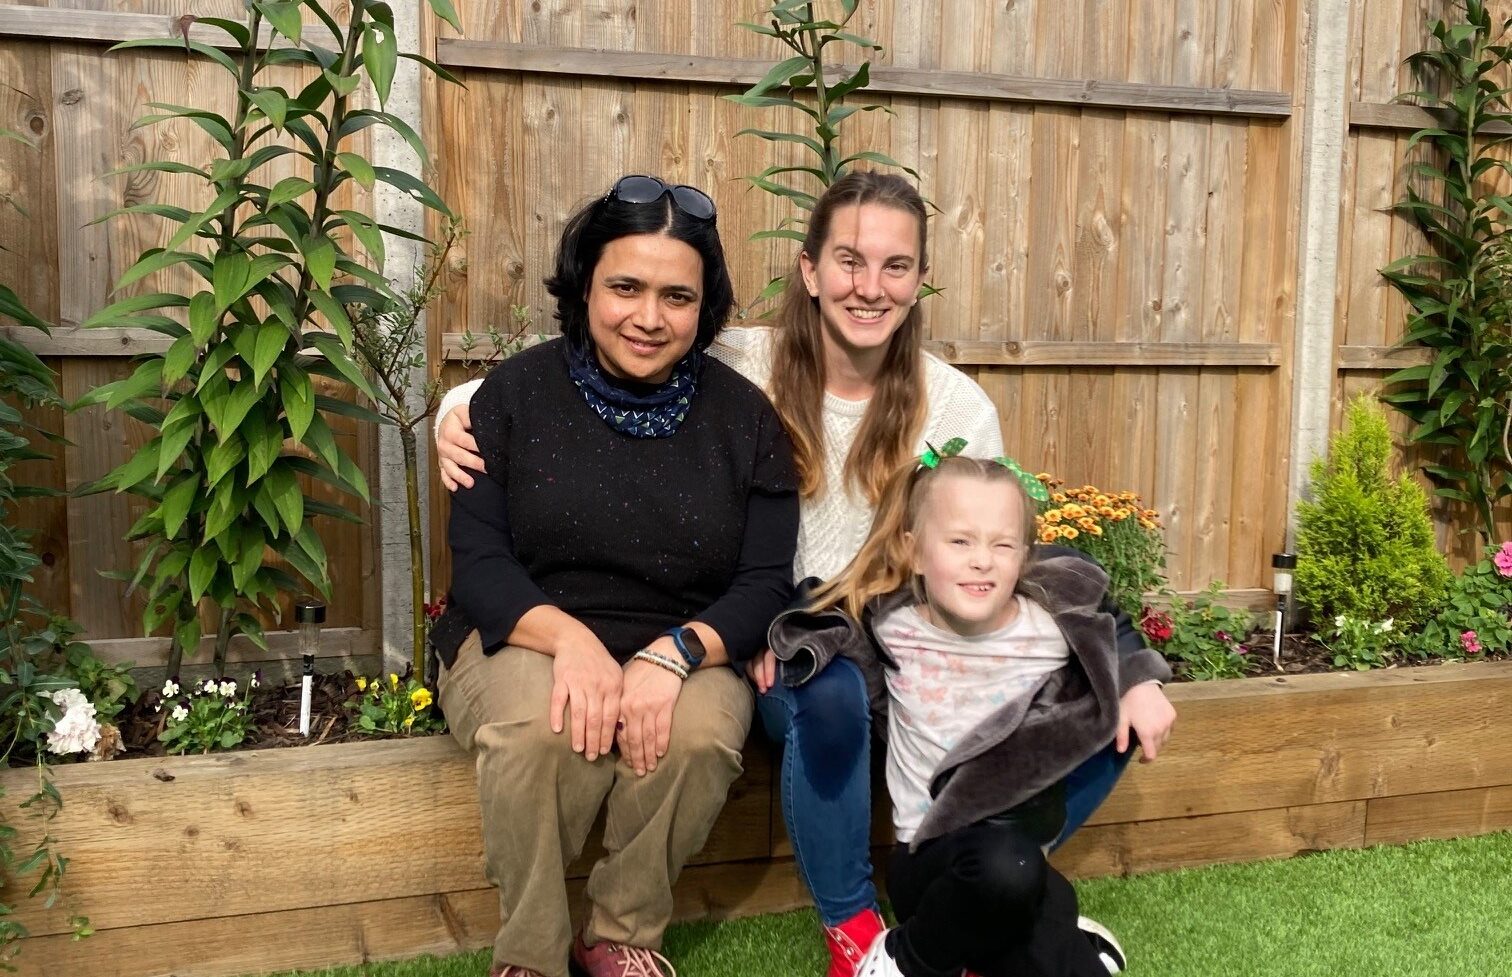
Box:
[1294,394,1450,626]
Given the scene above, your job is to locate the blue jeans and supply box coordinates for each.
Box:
[1053,741,1135,850]
[756,657,878,926]
[757,658,1135,925]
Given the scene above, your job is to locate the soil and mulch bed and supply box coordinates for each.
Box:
[89,635,1511,759]
[111,669,418,758]
[1207,630,1510,678]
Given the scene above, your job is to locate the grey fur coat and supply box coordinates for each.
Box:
[766,546,1172,846]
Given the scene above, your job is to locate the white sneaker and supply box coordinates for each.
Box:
[1077,915,1126,974]
[854,930,906,977]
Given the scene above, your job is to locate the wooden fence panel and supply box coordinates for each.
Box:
[425,48,1301,593]
[443,0,1291,90]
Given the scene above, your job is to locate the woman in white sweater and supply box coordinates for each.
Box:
[434,171,1172,977]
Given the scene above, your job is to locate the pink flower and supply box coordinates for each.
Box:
[1461,630,1483,655]
[1495,541,1512,578]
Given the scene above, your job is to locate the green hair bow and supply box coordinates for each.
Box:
[917,438,1050,503]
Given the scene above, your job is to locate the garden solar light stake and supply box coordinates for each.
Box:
[1271,553,1296,669]
[296,601,326,736]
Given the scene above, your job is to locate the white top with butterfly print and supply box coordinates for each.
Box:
[874,598,1070,842]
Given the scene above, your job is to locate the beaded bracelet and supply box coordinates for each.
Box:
[633,648,689,681]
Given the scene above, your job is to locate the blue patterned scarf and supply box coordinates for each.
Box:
[567,340,700,438]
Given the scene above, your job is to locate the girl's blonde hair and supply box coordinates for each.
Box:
[811,456,1038,620]
[771,170,930,504]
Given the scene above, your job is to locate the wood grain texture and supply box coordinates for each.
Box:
[0,732,773,940]
[435,41,1293,118]
[1086,661,1512,826]
[88,624,378,667]
[1364,785,1512,847]
[7,660,1511,976]
[0,40,57,325]
[1054,799,1367,878]
[12,859,824,977]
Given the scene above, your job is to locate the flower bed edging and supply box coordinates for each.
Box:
[6,661,1512,977]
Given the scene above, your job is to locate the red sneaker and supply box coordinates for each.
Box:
[823,907,886,977]
[570,932,676,977]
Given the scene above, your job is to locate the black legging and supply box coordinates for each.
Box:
[885,784,1106,977]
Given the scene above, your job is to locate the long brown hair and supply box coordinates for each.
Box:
[811,456,1037,620]
[771,171,930,504]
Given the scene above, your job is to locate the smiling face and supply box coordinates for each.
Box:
[906,473,1030,637]
[586,232,704,384]
[798,202,925,362]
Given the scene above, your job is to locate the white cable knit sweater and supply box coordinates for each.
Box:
[434,326,1004,582]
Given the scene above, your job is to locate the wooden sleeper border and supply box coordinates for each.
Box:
[5,661,1512,977]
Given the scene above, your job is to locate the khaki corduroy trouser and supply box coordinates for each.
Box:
[439,632,752,977]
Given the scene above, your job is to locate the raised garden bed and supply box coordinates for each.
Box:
[5,661,1512,977]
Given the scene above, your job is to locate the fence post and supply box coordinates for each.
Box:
[1285,0,1352,539]
[372,0,431,674]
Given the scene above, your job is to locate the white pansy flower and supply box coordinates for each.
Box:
[170,704,189,722]
[161,679,180,698]
[1334,615,1346,628]
[218,680,236,698]
[1380,618,1394,633]
[250,674,260,689]
[202,679,218,694]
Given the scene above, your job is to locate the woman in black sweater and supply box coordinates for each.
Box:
[431,176,798,977]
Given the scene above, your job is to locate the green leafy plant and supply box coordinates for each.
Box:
[452,303,541,374]
[348,669,443,735]
[1410,540,1512,657]
[1294,394,1451,627]
[1382,0,1512,542]
[1142,584,1256,682]
[158,673,260,754]
[45,617,136,726]
[1321,614,1399,670]
[727,0,921,312]
[76,0,461,680]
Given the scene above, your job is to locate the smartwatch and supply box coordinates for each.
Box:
[663,626,707,670]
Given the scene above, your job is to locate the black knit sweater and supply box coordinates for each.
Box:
[431,338,799,668]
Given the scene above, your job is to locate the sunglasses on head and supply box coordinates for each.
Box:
[605,175,717,221]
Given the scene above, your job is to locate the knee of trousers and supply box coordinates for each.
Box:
[955,830,1049,917]
[789,661,870,780]
[656,703,747,781]
[471,711,583,780]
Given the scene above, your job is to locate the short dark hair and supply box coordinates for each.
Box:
[544,180,735,353]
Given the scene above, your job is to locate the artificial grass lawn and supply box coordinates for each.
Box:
[268,831,1512,977]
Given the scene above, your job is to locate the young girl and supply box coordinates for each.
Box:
[790,452,1174,977]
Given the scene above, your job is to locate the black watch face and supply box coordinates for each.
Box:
[681,628,707,663]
